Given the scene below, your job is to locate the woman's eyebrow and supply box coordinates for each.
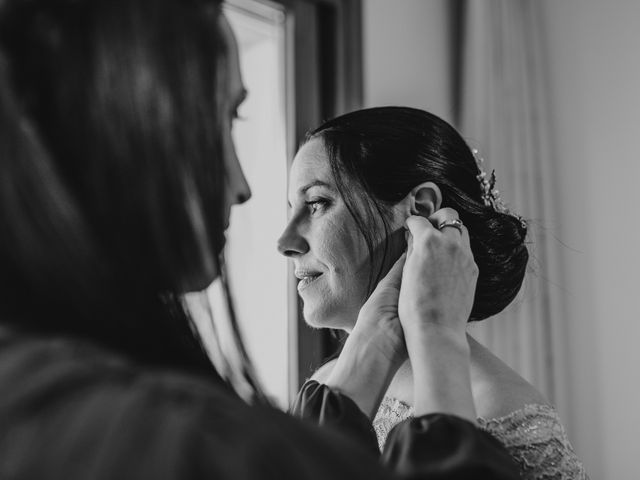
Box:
[287,180,336,208]
[298,180,334,195]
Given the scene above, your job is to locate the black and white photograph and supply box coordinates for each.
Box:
[0,0,637,478]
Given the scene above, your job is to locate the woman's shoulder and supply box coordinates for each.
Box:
[467,336,589,478]
[467,335,548,419]
[476,372,549,420]
[0,330,385,480]
[478,404,590,480]
[0,326,229,407]
[0,327,246,438]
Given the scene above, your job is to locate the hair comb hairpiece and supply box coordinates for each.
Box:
[472,148,527,229]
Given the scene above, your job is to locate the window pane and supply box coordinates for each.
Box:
[224,1,289,408]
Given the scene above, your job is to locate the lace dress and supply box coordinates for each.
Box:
[374,396,589,480]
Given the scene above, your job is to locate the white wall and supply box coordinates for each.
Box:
[363,0,640,478]
[363,0,452,121]
[541,1,640,477]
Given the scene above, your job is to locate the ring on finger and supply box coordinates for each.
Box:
[438,218,464,234]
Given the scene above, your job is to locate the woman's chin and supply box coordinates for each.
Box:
[302,306,354,331]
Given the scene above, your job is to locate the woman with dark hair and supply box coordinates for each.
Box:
[0,0,520,478]
[280,107,589,480]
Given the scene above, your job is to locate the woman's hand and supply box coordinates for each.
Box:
[324,253,408,419]
[350,252,407,368]
[399,210,478,341]
[399,209,479,422]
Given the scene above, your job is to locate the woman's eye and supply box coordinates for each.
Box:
[306,199,329,215]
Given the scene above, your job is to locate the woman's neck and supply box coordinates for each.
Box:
[384,334,547,419]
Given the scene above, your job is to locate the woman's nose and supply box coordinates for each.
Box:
[227,145,252,207]
[234,186,251,205]
[231,164,251,206]
[277,221,308,257]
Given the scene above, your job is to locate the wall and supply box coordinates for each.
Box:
[541,0,640,477]
[363,0,640,477]
[362,0,452,121]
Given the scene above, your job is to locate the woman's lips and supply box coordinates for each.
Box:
[296,273,322,292]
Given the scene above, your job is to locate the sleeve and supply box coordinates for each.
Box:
[292,380,521,480]
[290,377,380,456]
[478,405,589,480]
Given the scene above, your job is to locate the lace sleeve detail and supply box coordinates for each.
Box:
[477,404,589,480]
[373,396,413,452]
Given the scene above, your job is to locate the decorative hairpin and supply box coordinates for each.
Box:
[471,148,527,230]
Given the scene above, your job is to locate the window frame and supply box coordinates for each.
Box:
[282,0,363,401]
[225,0,363,403]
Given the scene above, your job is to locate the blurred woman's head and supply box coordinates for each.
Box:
[278,107,528,330]
[0,0,250,376]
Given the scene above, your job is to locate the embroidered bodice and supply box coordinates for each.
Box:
[373,396,589,480]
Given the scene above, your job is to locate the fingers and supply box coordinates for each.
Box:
[428,207,459,226]
[405,214,435,238]
[375,252,406,291]
[429,207,461,238]
[429,208,472,250]
[405,208,471,251]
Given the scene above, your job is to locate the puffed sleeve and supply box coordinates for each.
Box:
[290,377,380,456]
[292,380,520,480]
[382,414,520,480]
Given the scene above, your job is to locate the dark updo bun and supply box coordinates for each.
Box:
[308,106,529,321]
[461,206,528,321]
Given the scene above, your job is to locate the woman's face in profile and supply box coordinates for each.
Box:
[184,15,250,292]
[219,15,251,230]
[278,138,403,330]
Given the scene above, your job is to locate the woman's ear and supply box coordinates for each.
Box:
[409,182,442,217]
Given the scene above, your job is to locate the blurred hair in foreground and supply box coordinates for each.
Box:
[0,0,262,398]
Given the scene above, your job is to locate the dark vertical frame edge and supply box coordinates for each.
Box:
[280,0,363,401]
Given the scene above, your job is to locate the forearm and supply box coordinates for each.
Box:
[406,325,476,423]
[325,331,403,420]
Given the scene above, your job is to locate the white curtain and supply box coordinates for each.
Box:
[458,0,569,419]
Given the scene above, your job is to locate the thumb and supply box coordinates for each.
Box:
[375,252,406,292]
